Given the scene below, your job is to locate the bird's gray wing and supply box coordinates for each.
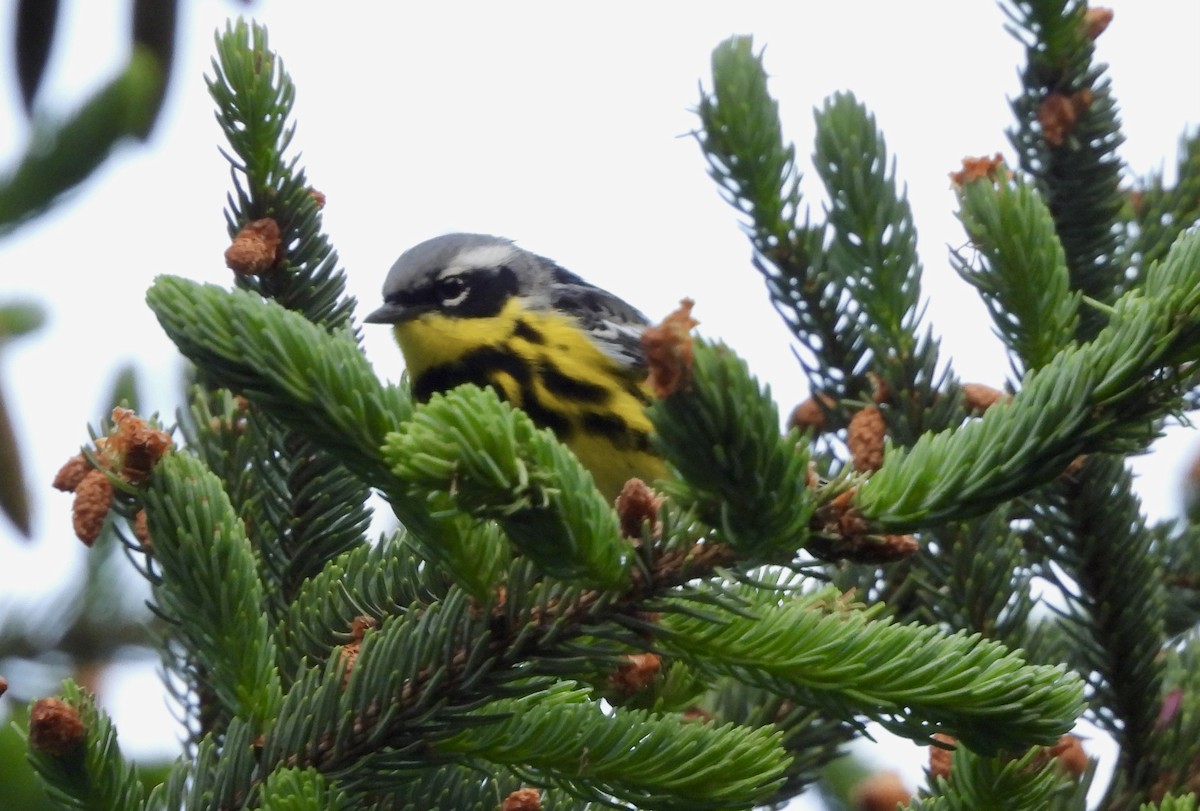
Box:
[547,263,649,372]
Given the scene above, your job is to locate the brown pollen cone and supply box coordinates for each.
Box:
[72,469,114,546]
[339,641,362,687]
[503,788,541,811]
[29,698,86,755]
[1045,734,1088,778]
[107,407,173,484]
[608,652,662,695]
[929,733,957,778]
[133,510,152,549]
[848,406,886,473]
[950,153,1007,187]
[1083,7,1113,40]
[616,478,662,539]
[53,454,91,492]
[851,771,911,811]
[1039,90,1093,148]
[962,383,1008,414]
[642,299,699,398]
[339,615,379,686]
[790,394,836,433]
[349,615,379,641]
[224,218,282,275]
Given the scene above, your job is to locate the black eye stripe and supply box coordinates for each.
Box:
[387,266,521,317]
[436,275,467,301]
[438,266,520,318]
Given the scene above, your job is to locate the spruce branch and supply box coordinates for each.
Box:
[146,278,410,487]
[857,227,1200,530]
[148,720,258,810]
[953,173,1081,374]
[1004,0,1125,338]
[811,93,932,396]
[334,764,525,811]
[25,681,148,811]
[203,18,375,618]
[275,534,457,677]
[658,585,1085,754]
[650,341,816,562]
[695,36,859,401]
[384,385,631,589]
[207,20,355,330]
[1142,797,1199,811]
[1155,520,1200,637]
[250,548,729,791]
[435,684,789,809]
[909,745,1083,810]
[696,39,949,430]
[1147,642,1200,802]
[910,512,1038,649]
[1037,455,1167,795]
[695,36,800,255]
[142,452,283,737]
[1125,130,1200,278]
[704,681,855,801]
[38,6,1200,809]
[256,769,347,811]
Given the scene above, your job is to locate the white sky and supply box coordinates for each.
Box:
[0,1,1197,805]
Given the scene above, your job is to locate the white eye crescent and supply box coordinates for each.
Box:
[437,275,468,307]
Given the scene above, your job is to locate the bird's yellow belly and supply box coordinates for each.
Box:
[394,302,665,500]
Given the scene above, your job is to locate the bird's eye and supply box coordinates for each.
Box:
[436,275,468,306]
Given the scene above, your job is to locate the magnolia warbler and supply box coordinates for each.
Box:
[365,233,667,500]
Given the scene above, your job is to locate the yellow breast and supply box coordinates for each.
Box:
[393,299,665,500]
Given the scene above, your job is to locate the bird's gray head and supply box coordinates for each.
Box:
[364,233,554,324]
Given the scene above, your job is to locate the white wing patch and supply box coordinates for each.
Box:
[590,318,647,370]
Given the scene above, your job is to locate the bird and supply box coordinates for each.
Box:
[364,233,667,501]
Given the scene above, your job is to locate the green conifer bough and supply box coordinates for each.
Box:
[26,4,1200,811]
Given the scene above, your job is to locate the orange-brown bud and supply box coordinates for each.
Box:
[1083,7,1113,40]
[53,454,91,492]
[72,470,113,546]
[609,652,662,695]
[1048,734,1088,778]
[790,394,836,433]
[339,641,361,686]
[848,406,886,473]
[643,299,699,398]
[1039,91,1094,148]
[950,153,1007,187]
[29,698,86,755]
[349,615,379,642]
[929,733,957,779]
[502,788,541,811]
[962,383,1008,414]
[880,534,920,560]
[1128,189,1146,216]
[867,372,890,405]
[107,407,172,484]
[224,218,282,275]
[851,771,911,811]
[133,510,152,549]
[616,478,662,540]
[1039,93,1076,147]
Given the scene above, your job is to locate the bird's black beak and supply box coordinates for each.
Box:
[363,301,408,324]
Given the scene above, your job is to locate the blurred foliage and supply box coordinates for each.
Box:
[0,3,184,807]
